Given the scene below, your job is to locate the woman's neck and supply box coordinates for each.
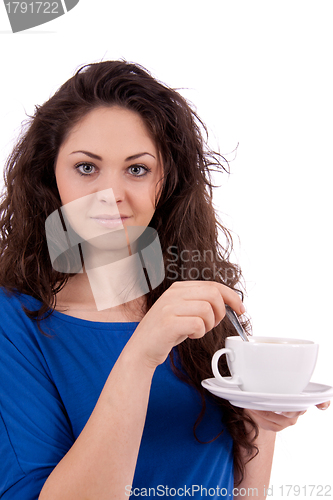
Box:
[55,273,146,323]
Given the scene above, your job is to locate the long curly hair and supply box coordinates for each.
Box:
[0,60,258,485]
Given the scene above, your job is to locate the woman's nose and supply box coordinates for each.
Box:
[95,175,125,204]
[96,188,118,205]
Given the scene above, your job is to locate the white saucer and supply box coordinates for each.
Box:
[201,378,333,411]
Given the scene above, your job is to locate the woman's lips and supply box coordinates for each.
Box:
[91,216,130,229]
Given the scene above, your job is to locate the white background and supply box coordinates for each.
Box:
[1,1,332,496]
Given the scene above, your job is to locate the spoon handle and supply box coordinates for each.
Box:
[225,305,249,342]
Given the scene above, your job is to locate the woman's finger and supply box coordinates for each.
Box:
[172,300,216,333]
[171,281,245,317]
[316,401,330,410]
[273,410,307,418]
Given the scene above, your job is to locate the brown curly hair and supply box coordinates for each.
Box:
[0,60,258,485]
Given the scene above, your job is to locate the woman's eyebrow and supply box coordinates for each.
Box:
[70,150,102,160]
[70,151,156,161]
[125,152,156,161]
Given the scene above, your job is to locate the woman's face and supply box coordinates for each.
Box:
[54,106,163,249]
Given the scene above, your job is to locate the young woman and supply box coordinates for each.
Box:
[0,60,328,500]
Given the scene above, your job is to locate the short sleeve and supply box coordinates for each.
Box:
[0,325,75,499]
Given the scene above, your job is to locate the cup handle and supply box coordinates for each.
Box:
[211,348,242,387]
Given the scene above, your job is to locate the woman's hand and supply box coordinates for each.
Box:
[130,281,245,370]
[245,409,307,432]
[245,401,330,432]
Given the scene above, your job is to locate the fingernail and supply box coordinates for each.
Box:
[240,304,246,314]
[319,402,330,410]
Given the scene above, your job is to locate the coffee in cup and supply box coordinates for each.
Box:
[212,336,319,394]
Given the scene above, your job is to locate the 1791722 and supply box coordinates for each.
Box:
[5,1,60,14]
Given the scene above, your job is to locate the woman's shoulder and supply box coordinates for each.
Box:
[0,288,51,375]
[0,287,40,318]
[0,287,43,343]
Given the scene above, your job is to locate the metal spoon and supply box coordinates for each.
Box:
[225,305,250,342]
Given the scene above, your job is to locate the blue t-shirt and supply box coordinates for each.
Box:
[0,289,234,499]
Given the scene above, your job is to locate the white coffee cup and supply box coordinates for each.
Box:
[212,336,319,394]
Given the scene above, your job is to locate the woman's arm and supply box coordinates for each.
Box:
[39,281,245,500]
[235,410,303,499]
[234,424,276,500]
[39,337,155,500]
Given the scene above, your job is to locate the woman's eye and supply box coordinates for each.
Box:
[129,164,150,177]
[75,163,96,176]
